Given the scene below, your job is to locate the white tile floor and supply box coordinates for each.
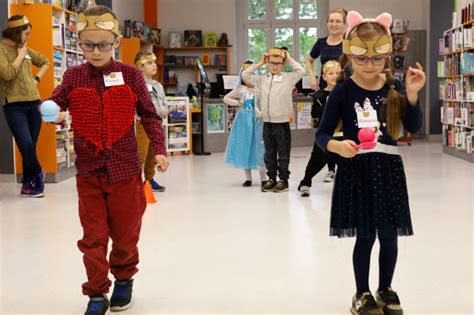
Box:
[0,142,472,315]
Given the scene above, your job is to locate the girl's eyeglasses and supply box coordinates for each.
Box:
[352,54,388,66]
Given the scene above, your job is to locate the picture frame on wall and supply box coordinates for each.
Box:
[169,32,182,48]
[151,28,161,46]
[184,30,202,47]
[131,21,144,39]
[143,24,152,42]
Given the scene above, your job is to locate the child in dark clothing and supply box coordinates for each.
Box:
[315,11,425,315]
[298,60,341,196]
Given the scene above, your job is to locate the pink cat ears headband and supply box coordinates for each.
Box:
[345,11,392,38]
[343,11,393,56]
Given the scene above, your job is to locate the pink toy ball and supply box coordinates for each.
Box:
[358,128,375,143]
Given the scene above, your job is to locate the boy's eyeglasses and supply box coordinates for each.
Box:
[269,62,283,67]
[79,41,115,52]
[352,54,388,66]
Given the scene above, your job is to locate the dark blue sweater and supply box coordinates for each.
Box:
[316,78,423,150]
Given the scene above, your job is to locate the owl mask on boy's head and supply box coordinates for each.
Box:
[77,12,119,36]
[342,11,393,57]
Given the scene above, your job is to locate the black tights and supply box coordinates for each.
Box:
[353,235,398,295]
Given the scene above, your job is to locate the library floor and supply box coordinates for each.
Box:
[0,141,472,315]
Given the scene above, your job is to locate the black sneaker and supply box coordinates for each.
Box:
[376,288,403,315]
[85,295,109,315]
[242,180,252,187]
[110,279,134,312]
[272,180,289,193]
[261,179,276,192]
[350,292,384,315]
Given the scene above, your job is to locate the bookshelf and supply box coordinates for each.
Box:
[162,46,231,94]
[10,3,83,182]
[439,14,474,162]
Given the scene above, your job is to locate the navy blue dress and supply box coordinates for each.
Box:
[316,78,423,238]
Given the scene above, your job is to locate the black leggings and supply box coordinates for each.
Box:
[299,141,336,187]
[353,235,398,295]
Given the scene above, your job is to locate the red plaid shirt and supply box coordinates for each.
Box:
[51,59,166,183]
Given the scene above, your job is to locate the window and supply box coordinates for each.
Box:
[238,0,327,72]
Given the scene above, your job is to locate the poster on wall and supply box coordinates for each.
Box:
[296,102,313,129]
[207,103,225,133]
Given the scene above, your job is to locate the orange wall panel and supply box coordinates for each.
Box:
[144,0,158,27]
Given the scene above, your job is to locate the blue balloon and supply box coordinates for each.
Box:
[40,100,59,122]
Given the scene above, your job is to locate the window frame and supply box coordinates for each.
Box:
[236,0,329,69]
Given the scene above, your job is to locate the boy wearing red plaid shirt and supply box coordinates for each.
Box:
[48,5,168,315]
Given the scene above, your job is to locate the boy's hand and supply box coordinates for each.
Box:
[328,139,358,158]
[54,111,67,124]
[258,53,268,66]
[155,155,169,172]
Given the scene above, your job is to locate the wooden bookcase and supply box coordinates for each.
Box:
[162,46,231,95]
[10,3,82,182]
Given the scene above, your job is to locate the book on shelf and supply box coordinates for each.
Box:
[167,125,188,149]
[204,32,217,47]
[461,52,474,74]
[391,19,409,34]
[52,24,63,47]
[393,36,409,52]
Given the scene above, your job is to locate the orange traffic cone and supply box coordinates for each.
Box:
[144,180,156,204]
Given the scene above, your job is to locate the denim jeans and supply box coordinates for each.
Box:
[3,100,42,183]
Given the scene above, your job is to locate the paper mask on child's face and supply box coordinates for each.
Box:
[343,34,392,57]
[77,13,119,36]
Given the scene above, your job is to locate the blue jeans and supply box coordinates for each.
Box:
[3,100,42,183]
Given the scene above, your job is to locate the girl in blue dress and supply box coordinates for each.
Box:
[224,60,266,187]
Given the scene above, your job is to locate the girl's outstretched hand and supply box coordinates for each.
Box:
[328,139,358,158]
[405,62,426,94]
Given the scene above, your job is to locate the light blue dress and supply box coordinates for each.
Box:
[225,88,265,170]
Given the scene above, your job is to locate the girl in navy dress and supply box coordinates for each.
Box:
[224,60,266,187]
[316,11,425,315]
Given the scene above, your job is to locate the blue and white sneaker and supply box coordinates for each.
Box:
[85,295,109,315]
[110,279,134,311]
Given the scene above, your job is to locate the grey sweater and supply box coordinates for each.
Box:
[242,58,305,123]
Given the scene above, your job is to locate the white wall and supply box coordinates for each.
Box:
[329,0,426,29]
[112,0,144,31]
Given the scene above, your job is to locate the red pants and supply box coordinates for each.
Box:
[76,173,146,296]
